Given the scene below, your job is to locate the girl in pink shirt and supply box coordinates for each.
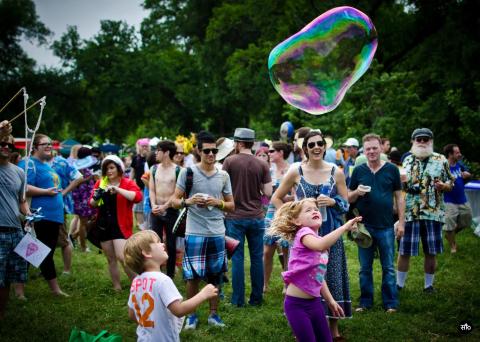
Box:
[269,199,361,342]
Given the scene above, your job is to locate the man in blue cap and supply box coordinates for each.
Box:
[397,128,454,293]
[223,128,272,307]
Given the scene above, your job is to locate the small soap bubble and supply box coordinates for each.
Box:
[268,6,378,115]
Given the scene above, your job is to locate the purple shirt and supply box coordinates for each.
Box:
[282,227,329,297]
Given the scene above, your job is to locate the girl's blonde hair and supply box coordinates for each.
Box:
[267,198,317,242]
[124,230,160,274]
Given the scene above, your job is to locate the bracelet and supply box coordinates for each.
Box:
[181,198,186,208]
[219,200,225,210]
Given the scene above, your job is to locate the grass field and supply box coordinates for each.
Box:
[1,225,479,341]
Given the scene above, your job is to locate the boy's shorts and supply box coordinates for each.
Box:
[0,228,28,287]
[183,235,227,283]
[399,220,443,256]
[443,203,472,232]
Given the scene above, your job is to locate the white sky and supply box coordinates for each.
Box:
[20,0,148,68]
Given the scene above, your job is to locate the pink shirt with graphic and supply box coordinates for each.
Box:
[282,227,329,297]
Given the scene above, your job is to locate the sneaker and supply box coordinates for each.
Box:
[385,308,397,313]
[355,306,368,313]
[207,313,225,327]
[184,314,198,330]
[423,286,435,293]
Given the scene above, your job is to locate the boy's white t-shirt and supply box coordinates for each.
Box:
[128,271,184,342]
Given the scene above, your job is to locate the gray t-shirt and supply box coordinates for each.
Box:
[176,165,232,237]
[0,163,26,229]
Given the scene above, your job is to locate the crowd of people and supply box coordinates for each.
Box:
[0,119,474,341]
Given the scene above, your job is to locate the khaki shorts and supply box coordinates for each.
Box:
[443,203,472,232]
[56,224,70,248]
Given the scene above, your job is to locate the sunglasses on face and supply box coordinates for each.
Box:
[175,151,185,156]
[0,142,14,149]
[36,142,52,147]
[307,140,325,149]
[415,137,430,143]
[268,149,276,153]
[202,148,218,155]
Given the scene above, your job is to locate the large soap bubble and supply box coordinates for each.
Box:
[268,6,378,115]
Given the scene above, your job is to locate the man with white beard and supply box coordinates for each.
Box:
[396,128,454,293]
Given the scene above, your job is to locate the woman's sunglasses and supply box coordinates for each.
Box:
[202,148,218,155]
[175,151,185,156]
[307,140,325,149]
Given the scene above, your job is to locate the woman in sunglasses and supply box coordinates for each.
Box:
[271,130,351,340]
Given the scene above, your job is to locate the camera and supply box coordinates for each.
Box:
[407,183,421,195]
[93,188,106,201]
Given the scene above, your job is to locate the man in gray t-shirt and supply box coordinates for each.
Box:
[171,132,234,329]
[0,135,31,319]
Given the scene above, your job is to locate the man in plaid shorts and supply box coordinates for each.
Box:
[172,131,235,329]
[0,135,31,319]
[397,128,454,293]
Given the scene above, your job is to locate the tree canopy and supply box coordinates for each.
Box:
[0,0,479,162]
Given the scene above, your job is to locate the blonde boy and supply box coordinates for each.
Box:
[125,231,218,341]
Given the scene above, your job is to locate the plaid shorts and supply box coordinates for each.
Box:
[183,235,227,282]
[399,220,443,256]
[0,229,28,287]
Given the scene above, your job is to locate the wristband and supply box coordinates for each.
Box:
[181,198,186,208]
[219,200,225,210]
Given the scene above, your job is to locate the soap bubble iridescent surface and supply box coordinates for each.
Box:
[268,6,378,115]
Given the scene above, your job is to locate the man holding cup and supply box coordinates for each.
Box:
[348,133,405,313]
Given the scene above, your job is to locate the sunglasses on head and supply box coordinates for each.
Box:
[307,140,325,149]
[415,137,430,143]
[0,142,14,149]
[202,148,218,155]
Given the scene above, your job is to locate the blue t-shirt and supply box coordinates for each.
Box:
[349,162,401,229]
[50,156,81,214]
[444,163,467,204]
[18,157,64,224]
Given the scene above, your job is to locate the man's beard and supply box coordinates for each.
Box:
[412,143,433,159]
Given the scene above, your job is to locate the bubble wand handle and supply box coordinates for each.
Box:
[8,97,46,123]
[0,87,26,114]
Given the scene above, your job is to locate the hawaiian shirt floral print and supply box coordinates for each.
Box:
[403,152,454,223]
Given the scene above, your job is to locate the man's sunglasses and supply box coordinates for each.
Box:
[307,140,326,149]
[415,137,430,143]
[202,148,218,155]
[0,142,15,149]
[36,142,52,147]
[268,149,277,153]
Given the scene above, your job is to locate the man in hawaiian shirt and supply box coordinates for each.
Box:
[396,128,454,293]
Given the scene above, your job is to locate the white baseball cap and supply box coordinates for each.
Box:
[343,138,359,147]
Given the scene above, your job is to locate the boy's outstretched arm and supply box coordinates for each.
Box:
[168,284,218,317]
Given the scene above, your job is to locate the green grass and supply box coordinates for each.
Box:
[1,227,479,341]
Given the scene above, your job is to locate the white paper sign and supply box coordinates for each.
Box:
[14,233,51,268]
